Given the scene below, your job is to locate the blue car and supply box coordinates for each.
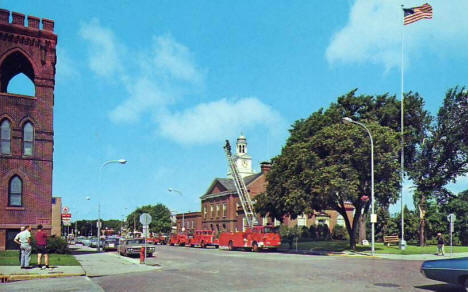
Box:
[421,257,468,288]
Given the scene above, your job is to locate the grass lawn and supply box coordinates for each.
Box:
[0,250,81,266]
[281,240,468,255]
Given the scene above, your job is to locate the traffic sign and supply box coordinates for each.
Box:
[61,213,72,218]
[62,206,70,214]
[140,213,152,225]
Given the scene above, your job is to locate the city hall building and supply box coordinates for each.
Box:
[0,10,56,250]
[176,135,354,234]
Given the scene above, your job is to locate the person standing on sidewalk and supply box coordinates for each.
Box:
[35,224,49,269]
[14,225,32,269]
[436,233,445,256]
[15,226,25,263]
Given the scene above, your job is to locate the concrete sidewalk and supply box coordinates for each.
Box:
[0,265,85,282]
[279,248,468,260]
[0,245,160,282]
[74,251,160,277]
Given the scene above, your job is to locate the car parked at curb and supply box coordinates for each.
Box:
[421,257,468,288]
[118,238,156,257]
[103,238,119,251]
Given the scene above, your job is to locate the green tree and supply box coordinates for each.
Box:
[443,190,468,245]
[126,204,172,234]
[409,87,468,245]
[257,90,430,249]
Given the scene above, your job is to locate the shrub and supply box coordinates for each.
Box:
[46,236,71,254]
[280,225,299,249]
[308,225,317,240]
[31,236,70,254]
[300,226,310,239]
[317,224,331,240]
[332,225,348,240]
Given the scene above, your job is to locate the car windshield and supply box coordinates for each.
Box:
[263,227,278,233]
[126,239,144,245]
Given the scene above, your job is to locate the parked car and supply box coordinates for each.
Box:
[90,237,104,248]
[118,238,156,257]
[421,257,468,288]
[103,238,119,251]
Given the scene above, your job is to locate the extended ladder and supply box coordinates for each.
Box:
[224,140,257,229]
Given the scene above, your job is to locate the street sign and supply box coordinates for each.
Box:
[96,221,102,228]
[61,213,71,218]
[62,206,70,214]
[139,213,152,225]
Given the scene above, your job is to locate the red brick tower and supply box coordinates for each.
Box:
[0,9,57,250]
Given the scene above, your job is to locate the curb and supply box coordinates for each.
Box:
[0,272,85,283]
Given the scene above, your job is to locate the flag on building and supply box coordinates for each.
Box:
[403,3,433,25]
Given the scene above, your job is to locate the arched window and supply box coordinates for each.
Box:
[23,122,34,156]
[0,119,11,154]
[9,176,22,207]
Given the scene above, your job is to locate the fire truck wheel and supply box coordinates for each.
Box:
[228,241,234,251]
[252,242,259,252]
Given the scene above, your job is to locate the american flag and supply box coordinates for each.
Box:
[403,3,433,25]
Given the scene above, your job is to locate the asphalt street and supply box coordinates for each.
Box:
[1,245,465,292]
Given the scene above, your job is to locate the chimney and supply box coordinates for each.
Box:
[260,161,272,175]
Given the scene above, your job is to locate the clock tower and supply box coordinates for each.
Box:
[228,134,254,178]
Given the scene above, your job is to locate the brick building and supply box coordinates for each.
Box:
[178,135,354,235]
[175,211,202,234]
[51,197,62,237]
[0,10,56,250]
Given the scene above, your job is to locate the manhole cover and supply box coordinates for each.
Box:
[374,283,400,288]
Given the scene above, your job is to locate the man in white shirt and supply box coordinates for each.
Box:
[14,225,32,269]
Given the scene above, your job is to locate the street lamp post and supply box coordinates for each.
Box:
[97,159,127,252]
[343,117,375,255]
[168,188,185,232]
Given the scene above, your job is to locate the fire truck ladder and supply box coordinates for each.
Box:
[224,140,257,228]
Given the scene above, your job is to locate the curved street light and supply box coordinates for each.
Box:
[97,159,127,252]
[343,117,375,255]
[168,188,185,232]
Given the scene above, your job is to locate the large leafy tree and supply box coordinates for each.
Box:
[409,87,468,245]
[126,204,172,234]
[256,90,430,249]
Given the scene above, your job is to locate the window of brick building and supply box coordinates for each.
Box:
[203,206,207,218]
[23,122,34,156]
[223,204,227,217]
[8,176,22,206]
[216,205,220,217]
[210,205,214,218]
[0,119,11,154]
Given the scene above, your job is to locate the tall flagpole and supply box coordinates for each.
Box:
[400,4,406,250]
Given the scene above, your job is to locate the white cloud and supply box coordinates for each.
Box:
[326,1,468,71]
[157,98,286,145]
[153,35,203,84]
[80,20,285,145]
[109,78,171,123]
[79,19,124,77]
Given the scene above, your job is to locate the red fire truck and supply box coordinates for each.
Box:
[168,233,190,246]
[218,140,281,252]
[219,225,280,251]
[189,230,219,248]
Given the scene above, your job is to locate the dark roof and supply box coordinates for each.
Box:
[200,172,263,200]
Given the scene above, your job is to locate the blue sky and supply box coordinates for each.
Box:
[3,1,468,219]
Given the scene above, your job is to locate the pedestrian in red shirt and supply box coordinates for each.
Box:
[35,224,49,269]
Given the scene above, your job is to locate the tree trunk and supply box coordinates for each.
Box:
[358,212,367,244]
[419,195,426,247]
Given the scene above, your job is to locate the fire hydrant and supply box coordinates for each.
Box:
[139,247,145,264]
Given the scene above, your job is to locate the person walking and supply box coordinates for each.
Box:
[35,224,49,269]
[436,233,445,256]
[14,225,32,269]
